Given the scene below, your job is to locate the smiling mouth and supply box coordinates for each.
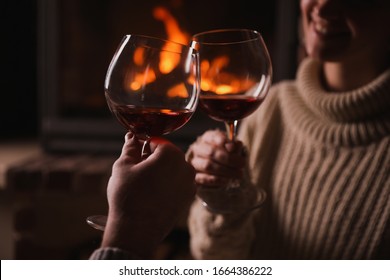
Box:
[310,7,350,38]
[312,22,350,39]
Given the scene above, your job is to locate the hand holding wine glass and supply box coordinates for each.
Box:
[90,133,197,258]
[190,28,272,214]
[86,34,200,230]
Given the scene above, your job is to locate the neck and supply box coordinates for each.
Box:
[322,57,390,92]
[323,63,374,92]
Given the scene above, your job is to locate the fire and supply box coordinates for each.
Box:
[200,56,256,95]
[129,70,156,91]
[167,83,188,98]
[127,6,191,98]
[153,6,190,75]
[127,6,255,98]
[153,6,189,46]
[133,47,145,66]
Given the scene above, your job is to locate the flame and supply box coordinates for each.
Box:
[130,69,156,91]
[199,55,257,95]
[127,6,191,98]
[167,83,188,98]
[133,47,145,66]
[126,5,255,98]
[153,6,190,75]
[153,6,189,45]
[159,50,177,74]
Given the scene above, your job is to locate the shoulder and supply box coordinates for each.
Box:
[269,80,298,99]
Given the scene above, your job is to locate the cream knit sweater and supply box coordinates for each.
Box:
[188,58,390,260]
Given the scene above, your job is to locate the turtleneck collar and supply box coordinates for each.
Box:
[282,58,390,146]
[297,58,390,123]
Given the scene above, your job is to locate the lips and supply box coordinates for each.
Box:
[310,8,350,39]
[312,21,349,38]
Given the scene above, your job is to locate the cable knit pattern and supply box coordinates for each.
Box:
[188,58,390,260]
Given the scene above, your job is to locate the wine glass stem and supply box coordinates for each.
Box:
[225,120,238,141]
[225,120,241,189]
[141,137,151,159]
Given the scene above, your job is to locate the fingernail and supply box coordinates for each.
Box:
[125,132,134,142]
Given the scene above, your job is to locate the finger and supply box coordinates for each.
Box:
[201,129,228,146]
[148,137,196,178]
[141,137,187,169]
[118,132,143,165]
[191,141,246,168]
[148,137,173,153]
[191,156,243,178]
[224,140,244,153]
[148,137,181,159]
[201,130,244,152]
[195,172,232,187]
[196,128,245,154]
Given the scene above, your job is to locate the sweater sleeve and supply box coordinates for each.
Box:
[188,198,256,259]
[186,142,257,259]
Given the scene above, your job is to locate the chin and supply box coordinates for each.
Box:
[305,31,350,63]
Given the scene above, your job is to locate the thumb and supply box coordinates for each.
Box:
[119,132,143,165]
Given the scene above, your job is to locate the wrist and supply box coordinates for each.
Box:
[100,214,157,259]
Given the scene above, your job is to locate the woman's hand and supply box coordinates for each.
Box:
[188,129,246,188]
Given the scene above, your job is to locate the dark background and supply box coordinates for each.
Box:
[2,1,38,140]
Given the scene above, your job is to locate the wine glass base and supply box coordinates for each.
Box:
[198,186,266,214]
[86,215,107,231]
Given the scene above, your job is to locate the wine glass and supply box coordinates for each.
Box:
[86,34,200,230]
[191,28,272,214]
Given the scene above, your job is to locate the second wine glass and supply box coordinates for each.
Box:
[191,28,272,214]
[87,34,200,230]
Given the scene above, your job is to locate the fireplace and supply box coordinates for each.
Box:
[38,0,299,154]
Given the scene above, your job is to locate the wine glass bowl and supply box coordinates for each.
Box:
[87,34,200,230]
[191,28,272,213]
[105,34,200,157]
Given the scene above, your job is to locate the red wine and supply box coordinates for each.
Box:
[200,95,263,122]
[109,104,193,138]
